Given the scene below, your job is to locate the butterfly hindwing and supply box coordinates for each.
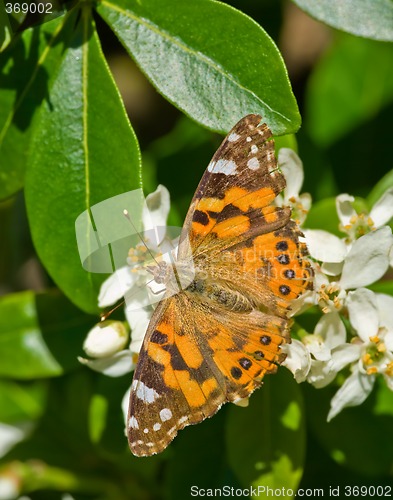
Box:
[128,294,289,456]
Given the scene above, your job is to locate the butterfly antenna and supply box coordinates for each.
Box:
[123,209,160,266]
[100,299,125,321]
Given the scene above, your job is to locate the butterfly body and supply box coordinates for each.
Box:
[128,115,313,457]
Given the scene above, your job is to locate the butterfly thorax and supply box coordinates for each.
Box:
[150,260,254,312]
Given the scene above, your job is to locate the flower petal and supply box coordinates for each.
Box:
[340,226,393,289]
[122,386,131,426]
[336,194,356,227]
[307,360,338,388]
[125,306,151,354]
[320,261,344,277]
[98,267,137,307]
[347,288,379,342]
[303,229,347,263]
[143,185,170,245]
[330,343,361,372]
[281,339,311,382]
[314,312,346,349]
[376,293,393,331]
[327,368,374,421]
[78,350,135,377]
[369,187,393,227]
[278,148,304,199]
[303,334,331,361]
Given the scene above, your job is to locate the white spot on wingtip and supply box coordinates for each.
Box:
[247,157,260,170]
[132,379,160,404]
[160,408,173,422]
[146,442,155,447]
[153,423,161,431]
[128,416,139,430]
[143,428,149,434]
[246,136,252,142]
[211,159,238,175]
[251,144,258,154]
[178,416,188,425]
[228,132,241,142]
[168,425,177,435]
[207,160,216,172]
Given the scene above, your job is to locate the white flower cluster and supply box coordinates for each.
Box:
[278,150,393,420]
[80,148,393,422]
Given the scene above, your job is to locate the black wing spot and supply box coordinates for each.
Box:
[150,330,168,344]
[231,366,242,380]
[239,357,252,370]
[277,254,290,265]
[284,269,295,279]
[279,285,291,296]
[260,335,271,346]
[276,240,288,251]
[193,210,209,226]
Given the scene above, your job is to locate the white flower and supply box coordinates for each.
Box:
[304,226,393,313]
[283,312,357,388]
[80,185,172,377]
[327,289,393,421]
[275,148,311,224]
[336,188,393,241]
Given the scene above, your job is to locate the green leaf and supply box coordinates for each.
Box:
[292,0,393,42]
[0,379,48,423]
[226,369,305,498]
[0,0,12,52]
[306,34,393,146]
[0,13,77,200]
[367,169,393,207]
[97,0,300,135]
[304,381,393,476]
[303,197,341,236]
[25,10,142,314]
[0,291,96,379]
[369,281,393,296]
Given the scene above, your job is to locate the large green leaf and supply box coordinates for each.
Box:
[226,369,305,498]
[306,34,393,146]
[97,0,300,135]
[0,13,76,200]
[25,9,142,314]
[0,291,96,379]
[292,0,393,42]
[304,380,393,476]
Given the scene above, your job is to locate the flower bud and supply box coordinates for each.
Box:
[83,321,128,358]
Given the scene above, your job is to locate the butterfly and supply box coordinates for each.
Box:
[127,114,313,457]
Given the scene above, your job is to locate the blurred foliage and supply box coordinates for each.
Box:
[0,0,393,498]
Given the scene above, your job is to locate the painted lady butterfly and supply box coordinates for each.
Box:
[128,114,313,456]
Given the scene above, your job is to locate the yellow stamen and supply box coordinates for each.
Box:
[369,335,380,343]
[366,366,378,375]
[385,362,393,377]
